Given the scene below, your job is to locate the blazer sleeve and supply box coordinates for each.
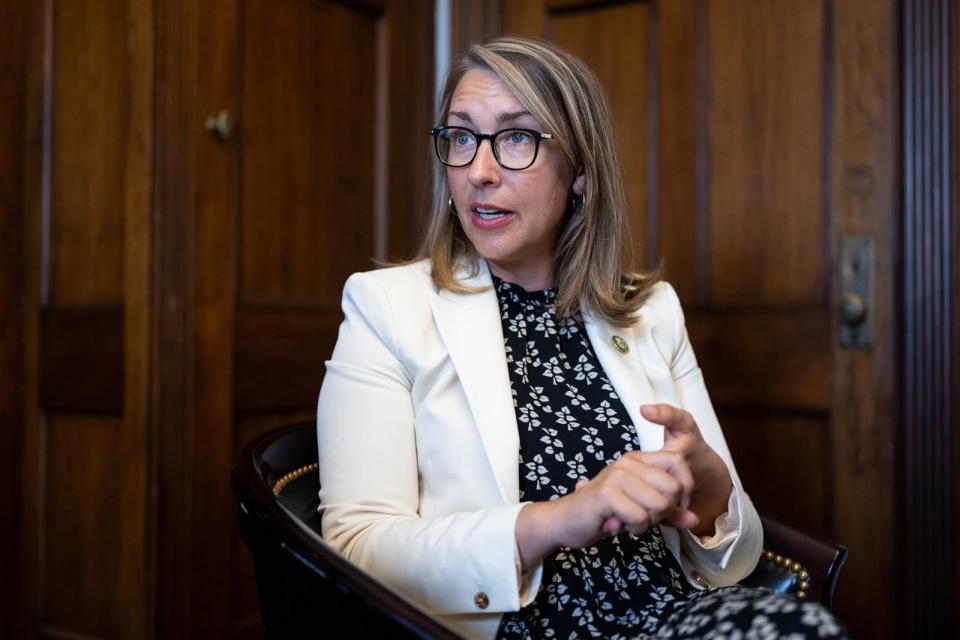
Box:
[317,271,536,615]
[659,283,764,586]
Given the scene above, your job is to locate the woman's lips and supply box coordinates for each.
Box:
[470,203,515,230]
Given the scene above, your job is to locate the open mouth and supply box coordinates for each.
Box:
[468,202,515,229]
[474,207,510,220]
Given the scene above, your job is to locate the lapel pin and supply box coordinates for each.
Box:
[611,335,630,354]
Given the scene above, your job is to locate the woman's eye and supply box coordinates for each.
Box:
[507,131,532,145]
[453,131,474,146]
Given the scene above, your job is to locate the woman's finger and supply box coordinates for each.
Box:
[636,450,695,509]
[592,483,654,534]
[641,404,699,436]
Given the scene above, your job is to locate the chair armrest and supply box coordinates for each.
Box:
[738,514,848,610]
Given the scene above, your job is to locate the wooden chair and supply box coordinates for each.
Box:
[233,422,848,638]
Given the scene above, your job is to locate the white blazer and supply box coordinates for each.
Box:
[317,259,762,640]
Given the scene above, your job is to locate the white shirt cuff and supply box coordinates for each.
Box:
[513,504,543,607]
[688,487,741,550]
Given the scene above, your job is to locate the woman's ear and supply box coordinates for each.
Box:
[572,172,586,195]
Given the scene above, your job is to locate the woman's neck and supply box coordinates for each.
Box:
[487,260,554,291]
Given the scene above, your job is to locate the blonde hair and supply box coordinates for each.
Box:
[421,37,658,327]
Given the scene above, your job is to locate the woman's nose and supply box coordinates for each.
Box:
[467,139,501,187]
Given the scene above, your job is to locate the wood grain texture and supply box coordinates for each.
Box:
[829,0,897,636]
[551,1,650,263]
[118,0,154,635]
[235,307,343,412]
[240,0,379,305]
[188,0,239,633]
[450,0,500,58]
[39,306,123,413]
[50,0,131,305]
[707,0,825,306]
[655,0,698,298]
[721,412,830,534]
[17,0,48,632]
[385,0,435,260]
[19,0,155,637]
[500,0,544,38]
[152,0,201,635]
[41,415,125,637]
[686,308,831,411]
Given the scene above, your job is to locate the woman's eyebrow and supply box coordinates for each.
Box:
[446,110,536,126]
[496,110,534,124]
[447,110,473,123]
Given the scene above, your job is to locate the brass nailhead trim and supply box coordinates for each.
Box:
[762,548,811,599]
[272,462,319,497]
[270,468,816,599]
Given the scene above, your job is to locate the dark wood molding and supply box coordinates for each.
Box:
[0,0,28,635]
[152,0,199,636]
[901,0,956,635]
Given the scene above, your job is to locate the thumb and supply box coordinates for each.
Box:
[666,506,700,531]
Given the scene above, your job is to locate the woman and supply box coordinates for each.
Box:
[317,37,844,639]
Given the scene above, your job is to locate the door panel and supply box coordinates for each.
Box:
[240,0,381,305]
[43,416,125,637]
[50,0,129,305]
[720,412,831,530]
[551,3,652,259]
[707,0,826,305]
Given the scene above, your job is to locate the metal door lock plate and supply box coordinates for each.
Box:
[838,235,875,348]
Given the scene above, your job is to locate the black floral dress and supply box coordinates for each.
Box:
[491,278,846,640]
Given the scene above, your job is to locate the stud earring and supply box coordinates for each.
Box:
[571,193,585,212]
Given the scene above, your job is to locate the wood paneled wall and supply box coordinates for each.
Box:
[3,0,956,637]
[8,0,434,637]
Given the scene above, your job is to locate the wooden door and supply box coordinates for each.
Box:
[489,1,898,637]
[154,0,434,636]
[15,0,155,637]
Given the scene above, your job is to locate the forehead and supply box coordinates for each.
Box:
[449,68,526,115]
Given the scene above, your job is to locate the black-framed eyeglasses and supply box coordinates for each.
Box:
[430,126,554,171]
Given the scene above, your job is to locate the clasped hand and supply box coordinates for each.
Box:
[515,404,733,570]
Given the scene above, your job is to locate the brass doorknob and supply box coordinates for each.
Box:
[204,109,233,140]
[839,292,867,326]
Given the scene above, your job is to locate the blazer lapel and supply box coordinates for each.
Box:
[429,261,520,503]
[584,309,678,452]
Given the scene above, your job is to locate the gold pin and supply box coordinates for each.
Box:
[611,335,629,354]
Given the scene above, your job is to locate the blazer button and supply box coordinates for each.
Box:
[473,592,489,609]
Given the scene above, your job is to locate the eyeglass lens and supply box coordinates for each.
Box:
[435,128,538,170]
